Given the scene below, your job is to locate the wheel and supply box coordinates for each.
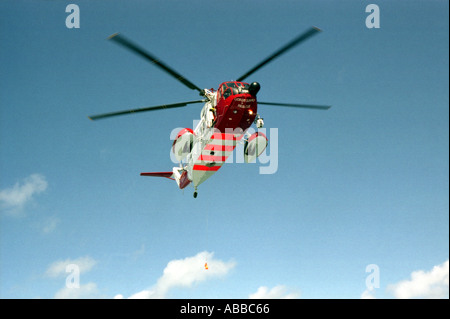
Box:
[193,191,198,198]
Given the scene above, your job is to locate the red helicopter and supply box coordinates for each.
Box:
[89,27,331,198]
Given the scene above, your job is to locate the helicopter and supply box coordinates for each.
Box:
[89,26,331,198]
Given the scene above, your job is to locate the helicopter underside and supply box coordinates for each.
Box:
[188,132,244,187]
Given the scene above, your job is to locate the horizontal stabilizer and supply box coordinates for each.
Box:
[140,172,174,180]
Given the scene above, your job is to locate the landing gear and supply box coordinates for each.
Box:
[255,114,264,128]
[193,187,198,198]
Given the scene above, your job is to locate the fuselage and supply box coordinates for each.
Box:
[214,81,257,133]
[186,81,258,187]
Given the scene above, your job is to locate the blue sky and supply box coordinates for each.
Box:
[1,0,448,299]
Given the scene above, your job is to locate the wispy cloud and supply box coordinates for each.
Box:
[34,215,60,234]
[54,282,99,299]
[45,256,99,299]
[118,251,236,299]
[248,285,300,299]
[387,259,449,299]
[360,286,376,299]
[0,174,48,215]
[42,216,59,234]
[45,256,97,278]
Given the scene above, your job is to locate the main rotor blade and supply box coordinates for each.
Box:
[109,33,203,94]
[237,27,322,82]
[258,101,331,110]
[88,100,205,121]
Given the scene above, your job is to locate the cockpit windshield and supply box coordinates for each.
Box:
[219,81,249,100]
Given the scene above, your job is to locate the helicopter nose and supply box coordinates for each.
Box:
[248,82,261,96]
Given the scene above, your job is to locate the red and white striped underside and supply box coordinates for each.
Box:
[191,132,243,186]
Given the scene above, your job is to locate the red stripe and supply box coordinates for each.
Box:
[199,155,227,162]
[193,165,221,171]
[204,144,235,152]
[212,133,236,140]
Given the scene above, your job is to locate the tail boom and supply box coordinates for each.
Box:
[140,172,174,180]
[140,169,191,189]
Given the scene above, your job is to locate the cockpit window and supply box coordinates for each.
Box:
[223,87,232,99]
[219,82,250,100]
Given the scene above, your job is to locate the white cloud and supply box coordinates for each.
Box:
[248,285,300,299]
[387,260,449,299]
[126,251,236,299]
[54,282,99,299]
[45,256,97,278]
[0,174,48,215]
